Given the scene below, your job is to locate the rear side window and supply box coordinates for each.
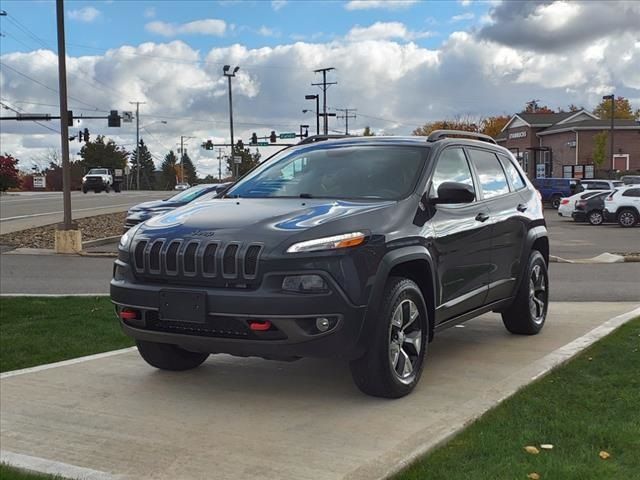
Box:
[429,148,475,200]
[498,154,526,191]
[622,188,640,197]
[468,149,510,199]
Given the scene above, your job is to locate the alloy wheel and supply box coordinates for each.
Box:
[388,299,422,383]
[529,264,547,324]
[589,211,603,225]
[619,211,635,227]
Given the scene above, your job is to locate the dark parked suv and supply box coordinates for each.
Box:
[111,131,549,398]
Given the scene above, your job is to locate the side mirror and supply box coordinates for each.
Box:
[215,184,229,193]
[431,182,475,204]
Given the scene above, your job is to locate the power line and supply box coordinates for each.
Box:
[336,108,357,135]
[0,100,60,134]
[312,67,337,135]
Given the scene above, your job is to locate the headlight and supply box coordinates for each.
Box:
[286,231,366,253]
[82,176,87,182]
[119,223,142,249]
[282,275,328,293]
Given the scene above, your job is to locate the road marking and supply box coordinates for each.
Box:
[1,203,135,221]
[0,450,122,480]
[0,347,136,379]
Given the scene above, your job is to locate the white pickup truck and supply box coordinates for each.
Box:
[82,168,122,193]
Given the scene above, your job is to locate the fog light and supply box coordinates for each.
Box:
[282,275,328,293]
[316,317,330,332]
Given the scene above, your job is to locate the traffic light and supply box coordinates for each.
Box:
[236,139,244,151]
[251,132,258,144]
[206,140,214,150]
[78,130,83,143]
[108,110,121,127]
[303,127,309,138]
[67,110,73,127]
[83,128,90,142]
[270,131,277,143]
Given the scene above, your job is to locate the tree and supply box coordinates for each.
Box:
[161,150,178,189]
[592,131,608,167]
[179,152,198,185]
[593,96,635,120]
[130,139,156,190]
[0,154,20,191]
[480,115,510,138]
[227,145,261,178]
[523,100,554,114]
[362,126,375,136]
[413,116,480,136]
[79,135,128,171]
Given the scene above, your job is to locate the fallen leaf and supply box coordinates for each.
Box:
[524,446,540,455]
[540,444,554,450]
[527,473,541,480]
[599,450,611,460]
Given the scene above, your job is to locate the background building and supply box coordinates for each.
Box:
[496,110,640,179]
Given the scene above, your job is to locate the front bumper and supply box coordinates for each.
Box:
[603,208,616,222]
[571,211,587,222]
[111,263,368,360]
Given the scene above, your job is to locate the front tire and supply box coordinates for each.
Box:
[618,209,638,228]
[136,340,209,371]
[588,210,604,225]
[502,250,548,335]
[551,195,562,209]
[350,277,429,398]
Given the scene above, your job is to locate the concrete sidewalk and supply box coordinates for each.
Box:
[1,302,638,480]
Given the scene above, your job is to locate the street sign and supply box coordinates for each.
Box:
[33,175,46,189]
[252,142,269,146]
[122,111,133,123]
[234,155,243,164]
[279,133,297,139]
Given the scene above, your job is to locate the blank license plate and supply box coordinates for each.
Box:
[159,290,207,323]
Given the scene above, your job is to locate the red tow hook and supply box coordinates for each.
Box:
[119,309,140,321]
[248,320,272,331]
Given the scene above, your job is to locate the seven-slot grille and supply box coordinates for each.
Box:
[133,239,263,285]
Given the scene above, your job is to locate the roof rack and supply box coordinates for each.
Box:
[297,134,350,145]
[426,130,497,145]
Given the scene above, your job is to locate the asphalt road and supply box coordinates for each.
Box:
[0,191,169,234]
[1,252,638,301]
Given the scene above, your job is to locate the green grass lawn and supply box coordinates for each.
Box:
[0,296,133,373]
[396,317,640,480]
[0,465,66,480]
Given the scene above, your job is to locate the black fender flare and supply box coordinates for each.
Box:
[512,225,549,297]
[357,245,438,349]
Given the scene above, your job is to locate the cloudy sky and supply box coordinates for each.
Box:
[1,0,639,175]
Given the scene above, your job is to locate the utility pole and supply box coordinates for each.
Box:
[178,135,195,184]
[602,94,615,171]
[336,108,357,135]
[130,101,145,190]
[55,0,72,231]
[312,67,336,135]
[216,148,224,181]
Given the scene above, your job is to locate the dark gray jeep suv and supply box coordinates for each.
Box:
[111,131,549,398]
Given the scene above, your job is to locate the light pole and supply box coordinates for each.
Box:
[223,65,239,156]
[130,101,146,190]
[299,124,309,139]
[305,94,320,135]
[178,135,195,184]
[602,94,615,172]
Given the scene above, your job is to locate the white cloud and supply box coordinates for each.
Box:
[143,7,156,19]
[257,26,280,37]
[271,0,287,11]
[145,19,227,37]
[344,0,418,11]
[346,22,433,41]
[459,0,472,6]
[68,6,101,23]
[451,12,475,22]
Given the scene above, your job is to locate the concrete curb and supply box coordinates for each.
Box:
[550,252,637,264]
[3,246,118,258]
[347,304,640,480]
[82,235,121,247]
[0,450,123,480]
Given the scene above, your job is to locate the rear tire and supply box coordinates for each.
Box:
[502,250,548,335]
[617,209,638,228]
[350,277,429,398]
[550,195,561,209]
[587,210,604,225]
[136,340,209,371]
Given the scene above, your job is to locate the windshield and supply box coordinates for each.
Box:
[226,146,427,200]
[88,169,108,175]
[168,185,210,202]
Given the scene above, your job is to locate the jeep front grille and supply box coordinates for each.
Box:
[132,239,263,286]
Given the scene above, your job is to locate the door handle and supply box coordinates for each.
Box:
[475,212,490,222]
[517,203,528,212]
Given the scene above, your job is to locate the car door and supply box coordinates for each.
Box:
[467,148,527,303]
[429,147,492,323]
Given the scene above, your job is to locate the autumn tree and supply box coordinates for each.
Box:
[592,131,608,167]
[480,115,510,138]
[523,100,554,114]
[593,96,636,120]
[130,139,156,190]
[0,154,20,191]
[79,135,128,171]
[413,116,480,136]
[362,126,375,136]
[161,150,179,189]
